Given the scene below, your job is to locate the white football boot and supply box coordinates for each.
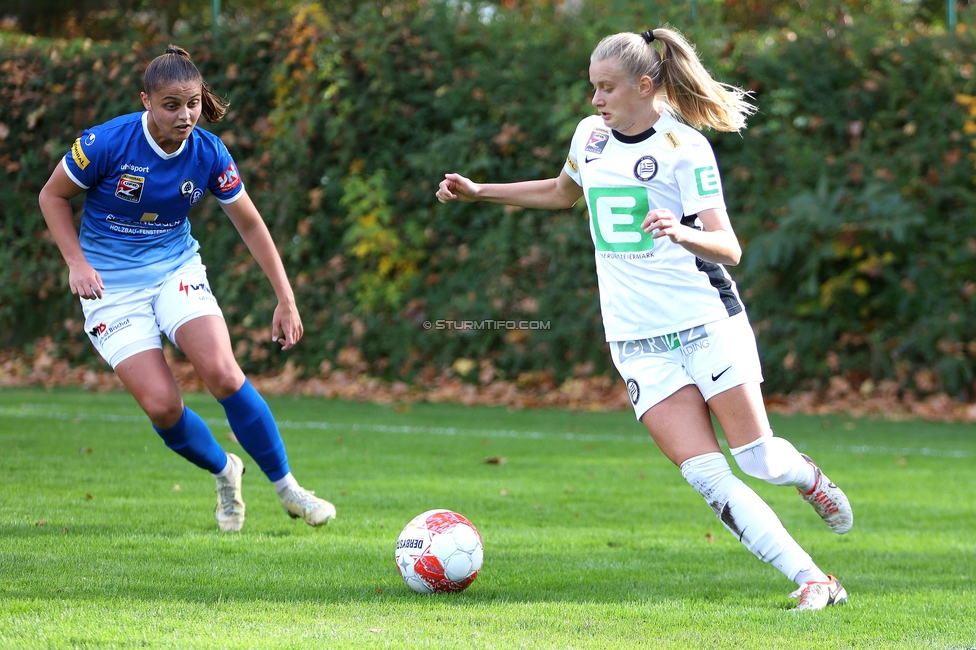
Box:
[798,453,853,534]
[279,485,336,526]
[214,453,246,532]
[790,575,848,611]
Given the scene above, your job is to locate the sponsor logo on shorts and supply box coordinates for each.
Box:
[633,155,658,182]
[178,280,213,298]
[89,319,131,343]
[711,366,732,381]
[217,163,241,193]
[584,130,610,155]
[626,378,640,405]
[71,139,91,170]
[115,174,145,203]
[616,325,709,359]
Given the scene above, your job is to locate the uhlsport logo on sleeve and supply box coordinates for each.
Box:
[217,163,241,193]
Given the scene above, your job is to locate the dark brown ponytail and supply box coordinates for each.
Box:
[143,44,229,123]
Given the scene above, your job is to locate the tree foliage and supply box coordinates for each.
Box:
[2,1,976,400]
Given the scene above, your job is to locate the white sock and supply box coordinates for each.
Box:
[212,458,232,479]
[731,432,817,490]
[680,452,825,584]
[794,567,830,586]
[273,473,299,496]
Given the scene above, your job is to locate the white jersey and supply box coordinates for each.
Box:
[564,113,743,341]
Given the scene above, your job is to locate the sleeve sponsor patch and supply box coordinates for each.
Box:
[663,131,681,149]
[694,166,721,197]
[71,138,91,170]
[566,155,578,173]
[217,162,241,193]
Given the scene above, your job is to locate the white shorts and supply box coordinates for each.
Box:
[610,311,765,420]
[82,256,223,369]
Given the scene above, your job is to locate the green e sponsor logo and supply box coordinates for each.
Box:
[588,187,654,252]
[695,166,720,196]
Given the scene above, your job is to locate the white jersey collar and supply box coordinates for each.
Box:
[142,111,187,159]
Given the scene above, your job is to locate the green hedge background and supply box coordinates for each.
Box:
[2,0,975,399]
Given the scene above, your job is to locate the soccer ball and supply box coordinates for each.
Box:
[395,509,484,594]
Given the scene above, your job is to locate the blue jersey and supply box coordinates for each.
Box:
[61,111,245,291]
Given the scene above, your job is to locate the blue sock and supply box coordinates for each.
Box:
[153,407,228,474]
[218,378,290,481]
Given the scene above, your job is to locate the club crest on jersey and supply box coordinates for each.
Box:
[626,378,640,405]
[633,155,658,182]
[180,179,205,205]
[115,174,145,203]
[217,163,241,193]
[584,130,610,155]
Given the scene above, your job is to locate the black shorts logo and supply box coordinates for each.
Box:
[626,378,640,405]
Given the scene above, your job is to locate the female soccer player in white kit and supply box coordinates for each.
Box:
[437,28,853,610]
[38,45,336,532]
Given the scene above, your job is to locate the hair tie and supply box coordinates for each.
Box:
[641,30,655,44]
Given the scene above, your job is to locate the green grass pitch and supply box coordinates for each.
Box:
[1,387,974,649]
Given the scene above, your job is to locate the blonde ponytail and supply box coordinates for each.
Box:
[591,27,756,132]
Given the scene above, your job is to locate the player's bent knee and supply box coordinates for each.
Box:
[141,398,184,429]
[730,433,801,483]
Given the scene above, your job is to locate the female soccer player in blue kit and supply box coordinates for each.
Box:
[437,28,853,610]
[38,45,335,532]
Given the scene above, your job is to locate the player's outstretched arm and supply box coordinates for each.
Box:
[436,170,582,211]
[220,190,303,349]
[38,164,105,300]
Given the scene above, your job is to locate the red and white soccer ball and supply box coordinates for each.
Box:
[395,509,484,594]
